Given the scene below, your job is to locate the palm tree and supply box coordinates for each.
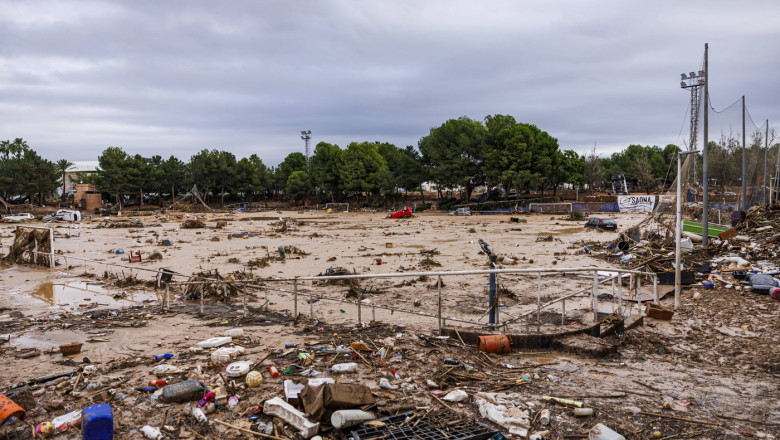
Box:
[56,159,74,201]
[0,140,10,159]
[9,138,29,158]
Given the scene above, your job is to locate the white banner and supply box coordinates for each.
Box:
[658,195,676,204]
[618,195,656,213]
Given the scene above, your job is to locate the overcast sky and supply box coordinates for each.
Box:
[1,1,779,166]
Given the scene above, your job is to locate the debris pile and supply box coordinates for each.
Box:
[181,219,207,229]
[3,227,52,267]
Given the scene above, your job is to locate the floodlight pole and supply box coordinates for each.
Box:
[676,150,699,308]
[301,130,312,172]
[702,43,709,245]
[765,120,769,205]
[742,96,747,211]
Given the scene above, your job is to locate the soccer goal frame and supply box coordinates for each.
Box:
[325,203,350,212]
[528,202,573,214]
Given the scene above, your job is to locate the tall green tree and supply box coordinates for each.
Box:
[159,156,189,202]
[340,142,390,202]
[285,170,312,203]
[274,152,307,199]
[550,150,585,194]
[96,147,132,207]
[310,142,344,202]
[235,154,270,200]
[418,116,486,201]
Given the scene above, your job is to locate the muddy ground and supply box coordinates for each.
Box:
[0,210,778,439]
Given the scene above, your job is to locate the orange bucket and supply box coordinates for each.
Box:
[477,334,511,354]
[0,394,26,424]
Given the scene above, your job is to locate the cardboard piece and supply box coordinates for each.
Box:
[300,383,375,421]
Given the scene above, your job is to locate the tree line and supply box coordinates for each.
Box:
[8,114,771,208]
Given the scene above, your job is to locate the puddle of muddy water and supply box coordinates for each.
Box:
[27,282,160,312]
[11,329,89,350]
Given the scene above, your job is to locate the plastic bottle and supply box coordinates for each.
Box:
[225,328,244,337]
[443,359,460,365]
[153,353,174,361]
[192,408,207,423]
[269,366,280,378]
[136,386,157,393]
[329,363,358,374]
[141,425,163,440]
[539,409,550,425]
[284,343,297,348]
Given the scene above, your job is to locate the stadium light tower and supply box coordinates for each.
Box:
[680,70,704,157]
[301,130,312,172]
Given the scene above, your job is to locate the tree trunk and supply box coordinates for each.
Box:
[419,187,425,206]
[139,188,143,207]
[221,187,225,207]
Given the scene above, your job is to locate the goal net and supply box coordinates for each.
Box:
[5,226,55,267]
[528,202,573,214]
[325,203,349,212]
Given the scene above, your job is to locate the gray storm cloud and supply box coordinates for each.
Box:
[1,0,779,164]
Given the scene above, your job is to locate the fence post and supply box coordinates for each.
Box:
[636,273,642,313]
[49,228,54,268]
[165,285,170,311]
[437,275,442,334]
[536,272,542,333]
[617,274,623,317]
[200,287,204,315]
[309,290,314,317]
[372,305,376,322]
[653,275,658,304]
[592,271,599,322]
[293,278,298,318]
[495,274,500,326]
[561,298,566,325]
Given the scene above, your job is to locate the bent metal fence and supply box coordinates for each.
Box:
[168,267,659,334]
[15,242,660,333]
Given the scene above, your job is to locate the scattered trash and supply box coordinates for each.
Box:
[589,423,626,440]
[0,393,26,425]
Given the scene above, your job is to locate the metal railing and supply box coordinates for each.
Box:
[168,267,659,334]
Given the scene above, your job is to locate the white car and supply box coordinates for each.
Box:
[3,213,34,222]
[449,207,472,216]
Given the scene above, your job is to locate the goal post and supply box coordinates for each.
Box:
[528,202,573,214]
[325,203,350,212]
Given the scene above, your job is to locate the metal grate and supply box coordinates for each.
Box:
[349,412,498,440]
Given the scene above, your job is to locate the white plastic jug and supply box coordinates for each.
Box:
[330,362,357,373]
[224,328,244,337]
[331,410,376,429]
[141,425,163,440]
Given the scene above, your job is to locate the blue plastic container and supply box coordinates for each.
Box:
[82,404,113,440]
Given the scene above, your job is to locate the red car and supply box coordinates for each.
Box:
[387,207,413,219]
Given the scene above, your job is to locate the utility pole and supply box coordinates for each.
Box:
[742,96,746,211]
[764,119,769,205]
[702,43,710,245]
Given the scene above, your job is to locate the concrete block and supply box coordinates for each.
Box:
[263,397,320,438]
